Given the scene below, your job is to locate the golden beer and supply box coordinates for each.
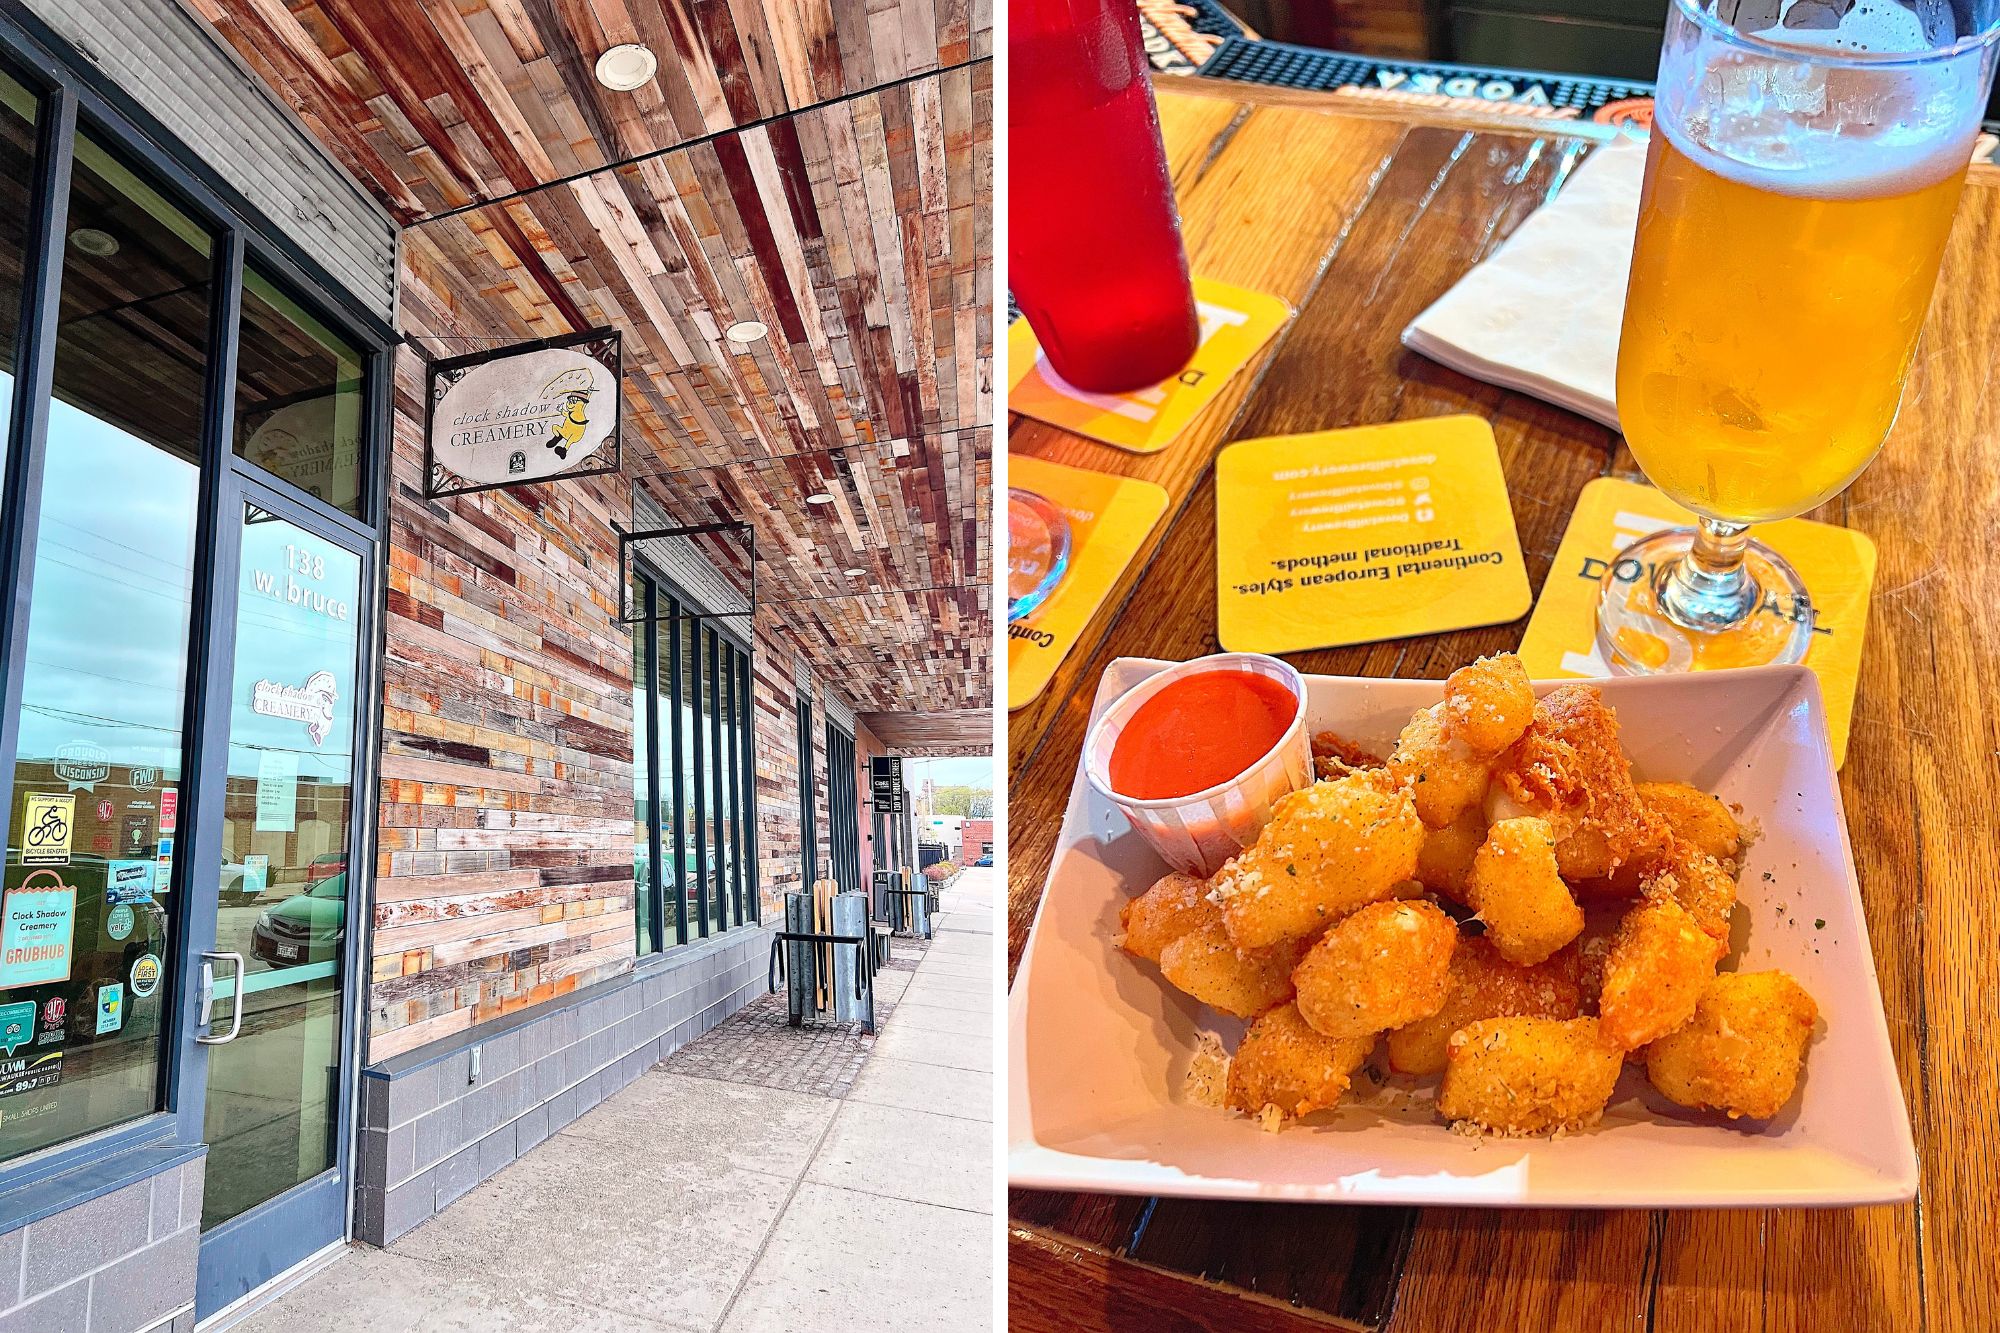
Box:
[1617,127,1967,524]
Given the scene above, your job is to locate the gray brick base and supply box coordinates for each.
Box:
[355,925,774,1245]
[0,1155,203,1333]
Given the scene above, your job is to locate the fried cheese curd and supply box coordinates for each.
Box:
[1559,782,1743,901]
[1118,871,1222,963]
[1414,808,1486,903]
[1294,899,1458,1038]
[1388,703,1495,829]
[1645,971,1818,1120]
[1210,769,1424,951]
[1596,888,1725,1051]
[1492,685,1668,870]
[1158,922,1311,1020]
[1437,1016,1624,1135]
[1443,653,1537,755]
[1386,935,1582,1076]
[1311,731,1385,781]
[1465,816,1584,966]
[1227,1002,1377,1123]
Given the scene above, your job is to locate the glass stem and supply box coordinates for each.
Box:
[1656,516,1759,632]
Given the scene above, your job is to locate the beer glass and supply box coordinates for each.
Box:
[1599,0,2000,672]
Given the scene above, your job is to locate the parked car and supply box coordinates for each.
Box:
[251,871,345,967]
[974,854,992,867]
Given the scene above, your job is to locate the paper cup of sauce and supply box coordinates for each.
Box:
[1084,653,1314,879]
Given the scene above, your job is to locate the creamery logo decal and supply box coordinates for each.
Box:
[252,671,338,746]
[426,331,621,494]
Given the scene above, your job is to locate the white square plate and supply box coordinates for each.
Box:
[1007,660,1916,1207]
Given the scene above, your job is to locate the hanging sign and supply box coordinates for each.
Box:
[0,872,77,988]
[424,328,622,498]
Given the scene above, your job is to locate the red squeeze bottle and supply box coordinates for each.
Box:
[1009,0,1200,394]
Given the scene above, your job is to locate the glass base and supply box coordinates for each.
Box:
[1594,528,1814,674]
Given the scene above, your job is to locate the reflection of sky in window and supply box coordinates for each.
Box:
[17,397,198,772]
[15,396,359,787]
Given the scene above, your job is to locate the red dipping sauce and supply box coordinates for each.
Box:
[1107,669,1299,800]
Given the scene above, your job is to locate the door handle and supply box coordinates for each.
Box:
[197,951,245,1045]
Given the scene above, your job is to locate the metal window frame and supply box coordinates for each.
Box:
[633,575,662,957]
[707,627,727,935]
[630,545,761,945]
[0,3,391,1239]
[738,649,759,924]
[796,694,817,888]
[616,520,756,632]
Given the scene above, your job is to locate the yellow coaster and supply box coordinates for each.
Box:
[1007,276,1294,454]
[1517,477,1875,766]
[1215,417,1532,654]
[1008,455,1169,710]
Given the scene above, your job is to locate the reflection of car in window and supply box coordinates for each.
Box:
[250,870,346,968]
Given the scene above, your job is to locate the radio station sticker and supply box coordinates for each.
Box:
[95,983,123,1036]
[0,1051,62,1098]
[21,792,73,866]
[0,873,76,988]
[35,997,64,1046]
[105,860,155,906]
[129,953,161,999]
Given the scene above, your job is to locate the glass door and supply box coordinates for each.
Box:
[191,476,368,1316]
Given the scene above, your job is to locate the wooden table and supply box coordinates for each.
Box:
[1008,81,2000,1332]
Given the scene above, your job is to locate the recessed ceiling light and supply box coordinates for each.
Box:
[805,493,834,506]
[69,227,118,257]
[594,43,657,91]
[842,567,865,577]
[725,320,768,343]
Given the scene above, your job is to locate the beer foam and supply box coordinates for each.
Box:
[1748,0,1936,57]
[1657,0,1989,197]
[1658,78,1976,198]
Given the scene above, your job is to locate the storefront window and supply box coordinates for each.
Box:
[629,579,755,948]
[664,596,688,940]
[233,266,365,516]
[0,130,212,1162]
[631,578,656,956]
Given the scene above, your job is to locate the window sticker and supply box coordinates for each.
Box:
[0,872,77,987]
[21,793,74,866]
[105,860,155,906]
[105,904,133,942]
[0,1002,35,1056]
[95,983,122,1036]
[129,953,161,999]
[0,1051,62,1097]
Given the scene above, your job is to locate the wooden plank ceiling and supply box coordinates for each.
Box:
[195,0,993,718]
[857,709,991,756]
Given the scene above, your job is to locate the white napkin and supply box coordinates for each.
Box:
[1401,136,1647,432]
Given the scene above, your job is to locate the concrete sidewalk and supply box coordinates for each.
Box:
[234,871,996,1331]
